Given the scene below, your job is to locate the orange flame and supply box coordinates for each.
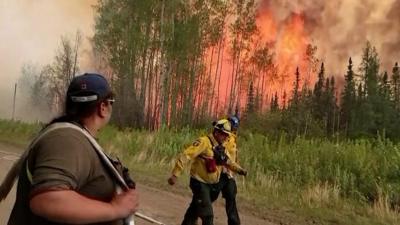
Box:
[276,13,309,76]
[252,9,311,106]
[256,7,277,43]
[206,6,311,115]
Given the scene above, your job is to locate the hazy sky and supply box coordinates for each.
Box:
[0,0,96,119]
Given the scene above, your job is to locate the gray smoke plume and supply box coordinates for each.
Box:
[258,0,400,76]
[0,0,96,120]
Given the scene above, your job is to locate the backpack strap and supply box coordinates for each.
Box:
[24,122,135,225]
[25,122,128,189]
[207,135,219,148]
[1,122,86,200]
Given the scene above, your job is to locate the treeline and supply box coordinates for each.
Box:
[93,0,265,129]
[17,0,310,130]
[91,0,328,130]
[18,0,400,140]
[245,42,400,140]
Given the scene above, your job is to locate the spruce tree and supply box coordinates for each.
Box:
[376,70,396,138]
[340,58,356,136]
[357,41,380,136]
[326,76,337,136]
[392,62,400,109]
[360,41,380,98]
[313,62,326,121]
[246,81,255,115]
[282,91,287,110]
[274,92,279,111]
[380,71,390,98]
[270,92,279,112]
[291,67,301,107]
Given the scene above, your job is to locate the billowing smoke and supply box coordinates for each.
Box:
[0,0,96,120]
[1,0,399,120]
[258,0,400,76]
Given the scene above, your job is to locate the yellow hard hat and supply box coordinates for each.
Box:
[212,119,232,134]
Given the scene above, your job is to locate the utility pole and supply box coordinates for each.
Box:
[12,83,17,120]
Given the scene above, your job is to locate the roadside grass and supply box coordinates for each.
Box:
[0,119,399,225]
[0,119,40,150]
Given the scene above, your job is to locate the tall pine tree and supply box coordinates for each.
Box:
[291,67,301,107]
[340,58,356,136]
[270,92,279,112]
[326,76,337,136]
[245,81,256,115]
[392,62,400,109]
[313,62,326,121]
[357,41,380,136]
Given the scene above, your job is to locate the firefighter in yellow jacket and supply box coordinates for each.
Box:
[168,119,247,225]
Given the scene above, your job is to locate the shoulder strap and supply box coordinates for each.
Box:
[1,122,88,200]
[40,123,129,189]
[49,124,135,225]
[22,123,127,189]
[9,123,134,225]
[44,123,134,224]
[207,135,218,148]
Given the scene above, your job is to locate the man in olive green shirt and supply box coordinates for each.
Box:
[4,73,138,225]
[9,128,120,225]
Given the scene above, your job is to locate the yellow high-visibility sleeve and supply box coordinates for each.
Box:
[172,138,207,177]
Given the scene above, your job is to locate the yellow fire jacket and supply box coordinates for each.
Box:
[223,133,242,178]
[224,133,238,163]
[172,134,244,184]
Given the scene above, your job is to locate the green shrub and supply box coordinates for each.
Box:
[1,119,399,224]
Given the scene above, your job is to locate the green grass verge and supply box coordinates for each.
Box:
[0,119,398,225]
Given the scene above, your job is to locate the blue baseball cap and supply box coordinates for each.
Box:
[67,73,112,103]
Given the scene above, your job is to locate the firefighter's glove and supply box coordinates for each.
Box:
[238,169,248,176]
[213,145,228,165]
[168,175,177,185]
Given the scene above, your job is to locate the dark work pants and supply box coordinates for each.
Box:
[181,178,220,225]
[218,173,240,225]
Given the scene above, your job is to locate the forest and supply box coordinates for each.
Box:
[16,0,400,142]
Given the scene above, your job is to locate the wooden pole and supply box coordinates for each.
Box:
[12,83,17,120]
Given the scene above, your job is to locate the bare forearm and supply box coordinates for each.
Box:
[30,190,118,224]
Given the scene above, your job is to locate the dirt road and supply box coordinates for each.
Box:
[0,142,272,225]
